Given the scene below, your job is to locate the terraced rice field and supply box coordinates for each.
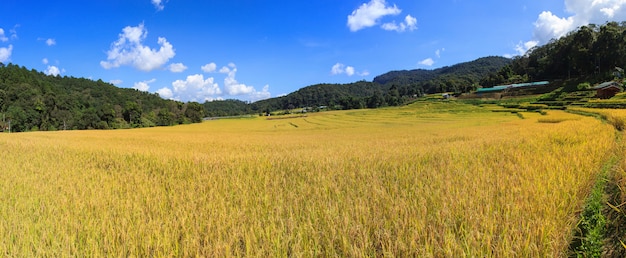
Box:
[0,102,616,256]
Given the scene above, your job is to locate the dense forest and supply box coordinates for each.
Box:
[484,22,626,86]
[0,63,205,132]
[373,56,511,93]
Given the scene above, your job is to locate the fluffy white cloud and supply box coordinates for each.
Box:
[44,65,64,76]
[347,0,401,32]
[220,64,255,95]
[46,38,56,46]
[217,63,272,100]
[42,58,49,64]
[248,85,271,102]
[219,63,235,74]
[152,0,165,11]
[533,0,626,44]
[331,63,345,75]
[133,78,156,92]
[168,62,187,73]
[382,15,417,32]
[0,29,7,42]
[514,40,539,56]
[533,11,575,44]
[345,66,355,76]
[100,23,175,72]
[331,63,367,76]
[0,45,13,63]
[159,63,271,101]
[419,58,434,66]
[156,87,173,99]
[171,74,222,101]
[201,62,217,73]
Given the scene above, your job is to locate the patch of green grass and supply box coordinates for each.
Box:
[570,157,617,257]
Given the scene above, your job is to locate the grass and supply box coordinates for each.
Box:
[0,102,617,256]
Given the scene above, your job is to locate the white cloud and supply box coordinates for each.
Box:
[331,63,367,76]
[133,78,156,92]
[347,0,402,32]
[515,40,539,56]
[100,23,175,72]
[152,0,165,11]
[419,58,434,66]
[44,65,64,76]
[162,63,271,101]
[168,62,187,73]
[331,63,345,75]
[345,66,355,76]
[382,14,417,32]
[201,62,217,73]
[217,63,272,100]
[219,66,231,74]
[532,0,626,44]
[110,79,123,85]
[533,11,575,44]
[42,58,49,64]
[435,48,445,58]
[46,38,56,46]
[0,45,13,63]
[221,65,254,95]
[157,87,174,99]
[172,74,222,101]
[248,85,271,102]
[0,29,7,42]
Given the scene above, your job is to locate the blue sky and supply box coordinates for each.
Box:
[1,0,625,102]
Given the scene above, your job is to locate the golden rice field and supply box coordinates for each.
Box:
[0,102,617,256]
[570,107,626,253]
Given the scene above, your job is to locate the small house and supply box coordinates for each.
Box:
[594,81,623,99]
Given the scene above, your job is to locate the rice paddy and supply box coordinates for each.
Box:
[0,102,617,256]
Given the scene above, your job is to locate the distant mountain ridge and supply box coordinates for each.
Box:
[249,56,511,112]
[373,56,511,86]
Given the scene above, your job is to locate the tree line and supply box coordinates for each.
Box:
[484,21,626,86]
[0,63,205,132]
[209,56,510,115]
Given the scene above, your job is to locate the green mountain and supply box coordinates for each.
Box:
[484,22,626,87]
[0,63,205,132]
[373,56,511,92]
[247,56,511,113]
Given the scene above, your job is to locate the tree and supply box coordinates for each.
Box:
[123,101,142,126]
[184,102,205,123]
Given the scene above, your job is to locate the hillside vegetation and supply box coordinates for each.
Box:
[249,56,510,113]
[0,102,616,256]
[485,22,626,86]
[0,63,205,132]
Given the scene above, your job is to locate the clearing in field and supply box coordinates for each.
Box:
[0,102,616,256]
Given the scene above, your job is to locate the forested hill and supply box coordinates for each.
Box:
[0,63,205,132]
[484,22,626,87]
[373,56,511,90]
[246,56,511,113]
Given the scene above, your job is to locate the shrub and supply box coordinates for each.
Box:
[577,82,591,90]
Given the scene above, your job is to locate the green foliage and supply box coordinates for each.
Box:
[489,22,626,86]
[375,56,511,93]
[578,82,591,90]
[570,158,614,257]
[0,63,204,132]
[203,99,252,117]
[250,57,510,112]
